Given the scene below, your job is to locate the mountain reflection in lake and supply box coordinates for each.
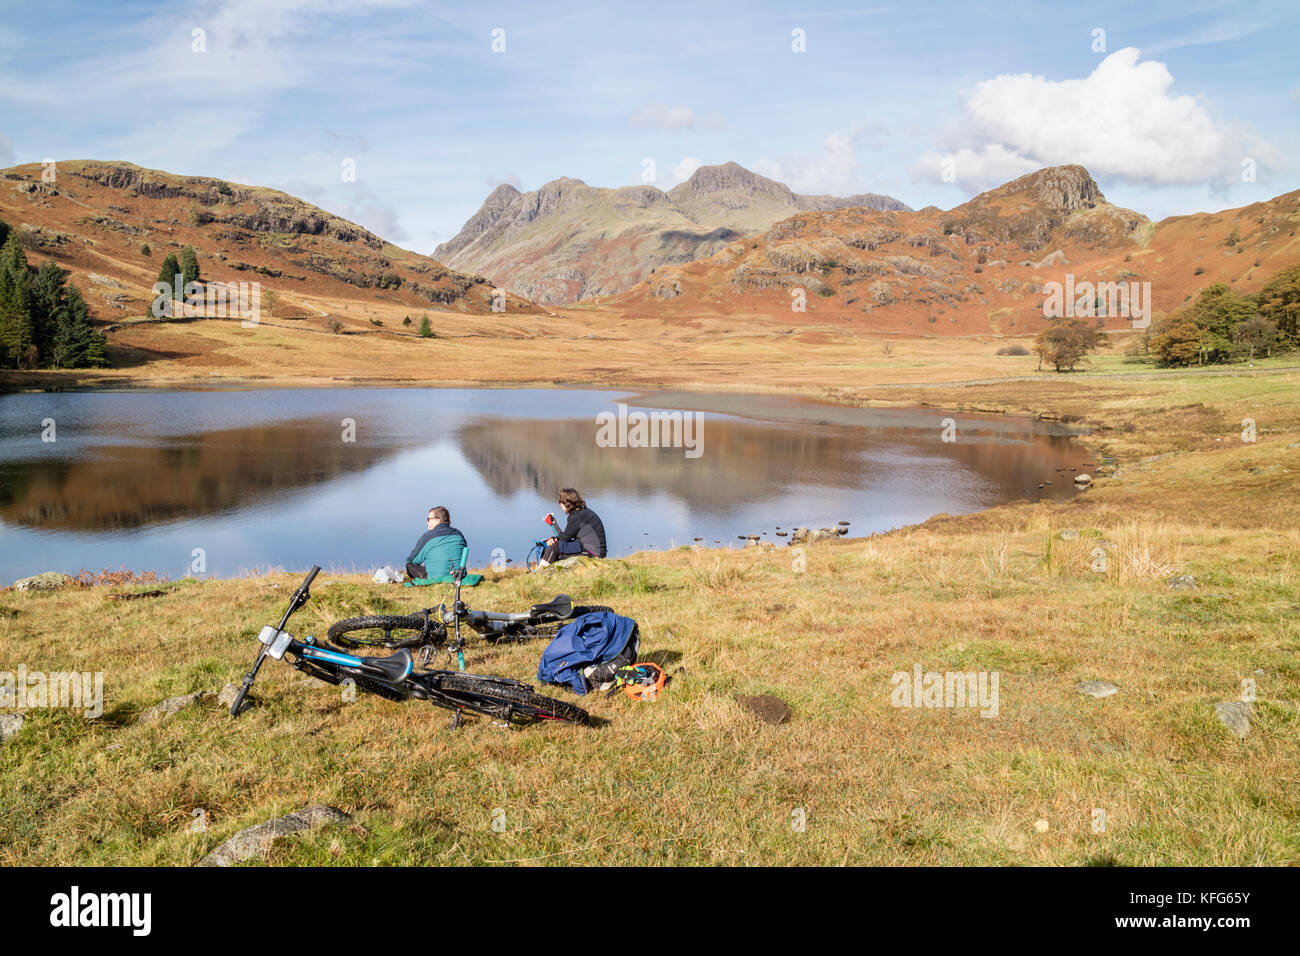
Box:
[0,388,1090,581]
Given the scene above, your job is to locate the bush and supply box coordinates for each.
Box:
[996,344,1030,356]
[327,319,343,334]
[140,243,151,257]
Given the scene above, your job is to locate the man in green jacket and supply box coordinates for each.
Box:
[405,506,467,580]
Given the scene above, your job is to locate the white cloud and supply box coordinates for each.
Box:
[918,48,1280,189]
[754,132,866,195]
[629,105,696,130]
[663,156,703,188]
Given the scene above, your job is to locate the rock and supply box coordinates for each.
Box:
[136,690,209,725]
[788,527,841,545]
[1074,473,1092,485]
[1033,819,1050,834]
[217,683,243,710]
[12,572,75,592]
[1213,701,1251,739]
[1167,575,1197,590]
[0,713,23,743]
[736,694,792,725]
[1059,530,1080,541]
[1076,680,1118,699]
[197,805,352,867]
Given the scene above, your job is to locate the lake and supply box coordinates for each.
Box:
[0,388,1092,582]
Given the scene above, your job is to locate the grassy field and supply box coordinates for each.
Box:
[1,363,1297,865]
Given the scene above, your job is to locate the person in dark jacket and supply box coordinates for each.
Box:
[405,506,467,580]
[539,488,606,566]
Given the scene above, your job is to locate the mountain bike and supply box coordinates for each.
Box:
[229,566,589,727]
[326,560,610,668]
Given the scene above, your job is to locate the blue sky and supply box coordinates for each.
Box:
[1,0,1297,254]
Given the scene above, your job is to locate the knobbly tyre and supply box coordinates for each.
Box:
[326,549,611,668]
[230,566,589,728]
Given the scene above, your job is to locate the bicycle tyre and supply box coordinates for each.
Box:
[500,604,616,641]
[327,614,433,650]
[436,673,589,725]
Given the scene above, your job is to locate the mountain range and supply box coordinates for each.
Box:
[435,162,909,304]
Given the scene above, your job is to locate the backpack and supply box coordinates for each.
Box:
[537,611,639,695]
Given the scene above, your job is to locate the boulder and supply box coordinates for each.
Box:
[1073,473,1092,485]
[197,805,352,867]
[1213,701,1251,739]
[1076,680,1118,699]
[136,690,209,725]
[12,572,75,592]
[0,713,23,743]
[1167,575,1197,590]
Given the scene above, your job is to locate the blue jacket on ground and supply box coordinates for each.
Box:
[406,524,467,577]
[538,610,638,695]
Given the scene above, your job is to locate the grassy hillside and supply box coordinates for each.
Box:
[2,369,1296,865]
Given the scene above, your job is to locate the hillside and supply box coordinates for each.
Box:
[614,165,1300,337]
[435,162,909,304]
[0,160,540,351]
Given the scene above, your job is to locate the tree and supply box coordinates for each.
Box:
[0,235,35,368]
[1234,314,1278,361]
[52,286,108,369]
[1033,318,1109,371]
[140,243,151,257]
[157,253,182,300]
[1149,317,1201,366]
[1256,264,1300,346]
[418,315,433,338]
[263,289,278,320]
[180,246,201,289]
[402,315,412,327]
[30,261,70,359]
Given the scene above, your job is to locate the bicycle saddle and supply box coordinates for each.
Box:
[529,594,573,620]
[360,649,414,683]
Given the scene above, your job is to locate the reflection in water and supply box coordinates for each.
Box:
[0,419,399,531]
[458,416,1085,509]
[0,389,1091,579]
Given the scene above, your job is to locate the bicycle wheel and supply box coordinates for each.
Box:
[436,673,589,725]
[327,614,434,650]
[499,604,615,641]
[525,544,545,572]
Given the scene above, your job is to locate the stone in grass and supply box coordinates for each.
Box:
[736,693,792,725]
[1076,680,1119,699]
[136,690,209,725]
[0,713,23,743]
[1213,701,1251,739]
[217,683,251,714]
[197,805,352,867]
[1168,574,1197,590]
[12,572,75,591]
[1058,530,1080,540]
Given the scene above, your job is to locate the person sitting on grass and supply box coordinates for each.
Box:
[538,488,606,567]
[405,506,467,580]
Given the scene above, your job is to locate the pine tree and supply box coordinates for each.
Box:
[418,315,433,338]
[53,286,108,369]
[0,236,35,368]
[157,253,181,301]
[180,246,200,288]
[31,261,69,362]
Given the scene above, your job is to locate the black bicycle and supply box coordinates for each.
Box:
[230,566,589,727]
[326,560,610,668]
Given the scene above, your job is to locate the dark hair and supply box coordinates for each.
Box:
[557,488,585,512]
[429,506,450,524]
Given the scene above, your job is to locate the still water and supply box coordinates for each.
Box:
[0,388,1091,581]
